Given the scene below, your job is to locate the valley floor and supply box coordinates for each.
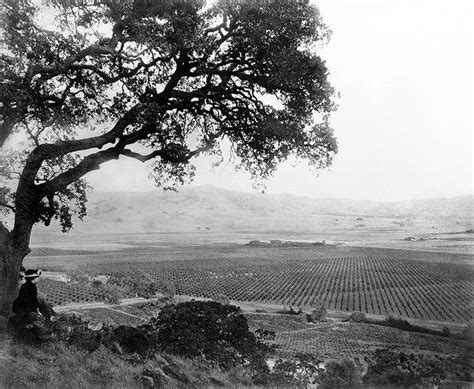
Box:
[19,238,473,369]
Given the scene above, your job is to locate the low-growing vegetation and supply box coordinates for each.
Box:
[363,349,472,387]
[3,305,472,388]
[368,316,466,340]
[348,311,367,323]
[143,300,274,375]
[245,312,472,363]
[2,300,472,388]
[2,302,269,387]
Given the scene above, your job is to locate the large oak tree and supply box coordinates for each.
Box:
[0,0,337,317]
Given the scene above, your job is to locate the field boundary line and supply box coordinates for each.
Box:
[103,307,148,321]
[52,294,468,332]
[53,296,165,312]
[55,302,107,312]
[278,327,329,335]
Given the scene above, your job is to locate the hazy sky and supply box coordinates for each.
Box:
[86,0,473,201]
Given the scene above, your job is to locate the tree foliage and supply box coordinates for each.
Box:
[363,349,454,387]
[144,300,273,373]
[0,0,337,232]
[270,352,323,387]
[318,358,361,388]
[269,354,361,387]
[308,302,327,322]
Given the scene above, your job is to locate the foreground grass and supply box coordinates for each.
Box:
[1,338,138,388]
[0,333,243,388]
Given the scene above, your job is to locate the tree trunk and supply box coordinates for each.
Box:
[0,219,33,321]
[0,248,22,317]
[0,142,54,327]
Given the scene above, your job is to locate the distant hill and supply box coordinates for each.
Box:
[32,185,473,238]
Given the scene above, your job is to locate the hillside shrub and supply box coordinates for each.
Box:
[277,306,303,316]
[101,285,124,305]
[91,280,103,288]
[69,272,92,285]
[349,311,366,323]
[318,358,361,388]
[213,294,230,305]
[53,314,109,352]
[111,325,150,355]
[51,314,153,356]
[144,301,272,374]
[461,322,474,342]
[381,316,417,331]
[126,271,160,299]
[162,281,176,298]
[269,352,323,387]
[92,283,126,305]
[442,326,451,337]
[298,312,308,324]
[363,349,450,387]
[308,305,327,322]
[51,302,275,377]
[375,316,452,338]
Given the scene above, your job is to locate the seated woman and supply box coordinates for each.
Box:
[11,269,53,341]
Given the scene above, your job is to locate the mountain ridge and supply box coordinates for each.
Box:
[38,185,471,234]
[93,184,473,205]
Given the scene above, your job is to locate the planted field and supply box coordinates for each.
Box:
[38,279,110,306]
[245,313,471,360]
[81,245,473,324]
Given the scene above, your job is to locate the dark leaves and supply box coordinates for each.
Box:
[2,0,338,231]
[144,300,272,373]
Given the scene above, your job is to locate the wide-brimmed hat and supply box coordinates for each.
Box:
[24,269,41,279]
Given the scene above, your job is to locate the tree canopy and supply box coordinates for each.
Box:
[0,0,337,232]
[145,300,273,372]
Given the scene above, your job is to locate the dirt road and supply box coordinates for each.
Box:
[53,294,467,332]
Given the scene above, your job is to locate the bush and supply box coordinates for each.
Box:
[144,301,272,374]
[381,316,413,331]
[318,358,361,388]
[102,287,123,305]
[111,325,150,355]
[213,294,230,305]
[308,305,327,323]
[93,283,126,305]
[69,272,91,285]
[91,280,103,288]
[349,311,366,323]
[376,315,451,337]
[53,314,108,352]
[298,312,308,324]
[127,271,160,299]
[277,306,303,316]
[442,326,451,337]
[48,306,278,384]
[270,353,322,387]
[461,322,473,342]
[363,349,448,387]
[162,281,176,298]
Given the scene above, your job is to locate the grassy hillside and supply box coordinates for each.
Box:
[30,186,472,233]
[1,304,471,388]
[0,333,242,388]
[30,186,473,252]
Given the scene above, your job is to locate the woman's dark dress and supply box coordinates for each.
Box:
[13,280,40,316]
